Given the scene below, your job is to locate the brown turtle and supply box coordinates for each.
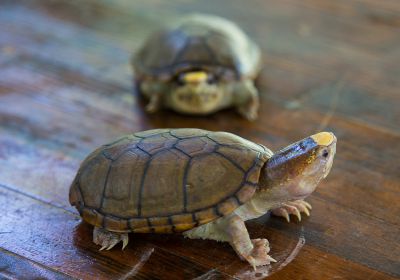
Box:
[131,14,262,120]
[69,129,336,267]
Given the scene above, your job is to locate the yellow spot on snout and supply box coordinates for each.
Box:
[311,132,335,146]
[183,71,208,83]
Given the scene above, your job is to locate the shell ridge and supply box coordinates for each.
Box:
[112,147,136,162]
[171,141,193,213]
[213,150,246,173]
[146,218,155,233]
[103,136,130,147]
[243,151,266,186]
[102,150,115,161]
[171,36,191,68]
[202,36,219,63]
[76,181,85,209]
[168,129,181,140]
[164,146,193,214]
[98,162,113,215]
[232,194,241,205]
[191,212,199,227]
[167,216,176,233]
[137,156,152,217]
[135,147,150,158]
[70,177,85,212]
[182,157,193,213]
[218,143,262,154]
[137,147,181,217]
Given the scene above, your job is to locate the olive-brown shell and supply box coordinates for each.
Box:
[69,129,272,233]
[132,14,261,81]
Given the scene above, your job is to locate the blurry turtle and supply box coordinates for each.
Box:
[132,14,262,120]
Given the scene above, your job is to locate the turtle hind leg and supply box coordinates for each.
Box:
[184,214,276,268]
[93,227,129,251]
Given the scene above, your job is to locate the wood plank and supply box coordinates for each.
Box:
[267,245,398,280]
[0,56,399,276]
[0,187,234,279]
[0,0,399,279]
[143,222,398,279]
[1,0,398,132]
[0,248,72,280]
[1,122,399,277]
[1,185,396,279]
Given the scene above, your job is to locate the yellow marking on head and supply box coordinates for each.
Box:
[311,132,335,146]
[183,71,208,83]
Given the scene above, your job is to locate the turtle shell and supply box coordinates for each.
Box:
[132,14,261,81]
[69,129,272,233]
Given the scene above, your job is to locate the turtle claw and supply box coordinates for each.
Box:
[122,234,129,250]
[93,227,129,251]
[99,244,108,251]
[272,200,312,222]
[274,208,290,223]
[106,239,120,251]
[243,239,276,269]
[145,102,159,113]
[237,105,258,121]
[303,201,312,210]
[293,207,302,221]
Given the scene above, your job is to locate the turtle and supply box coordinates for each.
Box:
[131,14,262,120]
[69,129,337,268]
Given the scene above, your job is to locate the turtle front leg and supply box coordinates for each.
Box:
[226,214,276,269]
[271,200,312,222]
[93,227,129,251]
[233,79,260,121]
[184,214,276,268]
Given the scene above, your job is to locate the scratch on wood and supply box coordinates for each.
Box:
[276,226,306,270]
[317,78,346,131]
[192,269,219,280]
[119,247,154,280]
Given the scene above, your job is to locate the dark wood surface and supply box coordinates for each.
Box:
[0,0,399,279]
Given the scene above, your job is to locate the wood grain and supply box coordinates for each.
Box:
[0,0,399,279]
[0,248,72,280]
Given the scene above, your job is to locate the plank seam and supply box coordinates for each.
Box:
[0,183,77,216]
[0,247,77,280]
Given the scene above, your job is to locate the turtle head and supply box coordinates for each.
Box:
[261,132,336,201]
[169,70,225,114]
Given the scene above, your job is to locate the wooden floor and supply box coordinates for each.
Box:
[0,0,399,279]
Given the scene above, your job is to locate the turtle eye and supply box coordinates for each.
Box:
[322,149,329,158]
[206,74,217,84]
[176,75,185,86]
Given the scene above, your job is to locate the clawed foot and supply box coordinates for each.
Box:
[242,238,276,269]
[93,227,129,251]
[238,105,258,121]
[272,200,312,222]
[145,99,161,113]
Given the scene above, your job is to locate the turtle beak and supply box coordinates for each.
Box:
[310,132,336,147]
[182,71,208,85]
